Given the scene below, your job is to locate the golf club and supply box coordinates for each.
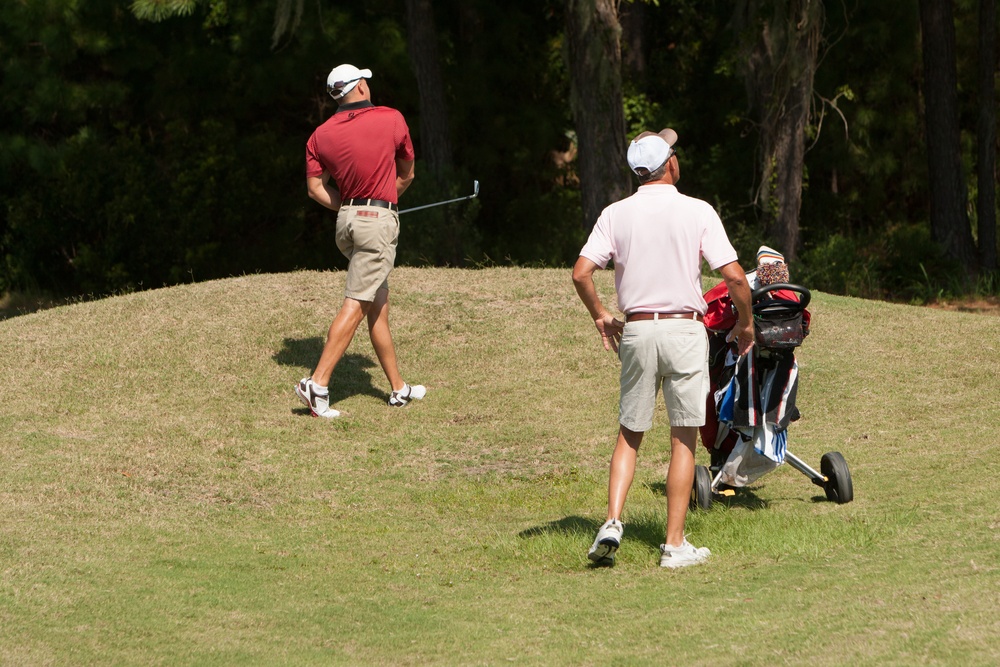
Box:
[399,180,479,214]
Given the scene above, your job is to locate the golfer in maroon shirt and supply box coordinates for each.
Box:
[295,64,425,418]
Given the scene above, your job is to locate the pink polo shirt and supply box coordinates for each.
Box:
[579,184,738,315]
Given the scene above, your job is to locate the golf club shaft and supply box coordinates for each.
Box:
[399,181,479,215]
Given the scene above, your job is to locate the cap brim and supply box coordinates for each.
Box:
[658,128,678,147]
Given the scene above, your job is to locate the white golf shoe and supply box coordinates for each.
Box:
[587,519,623,564]
[659,540,711,569]
[295,378,341,419]
[388,383,426,407]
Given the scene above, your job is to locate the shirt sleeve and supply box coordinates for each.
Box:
[700,205,738,270]
[395,113,416,161]
[579,208,614,268]
[305,132,325,178]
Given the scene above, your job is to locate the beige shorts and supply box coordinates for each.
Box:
[335,205,399,302]
[618,318,709,431]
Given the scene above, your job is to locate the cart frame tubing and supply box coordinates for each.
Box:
[784,451,827,486]
[710,450,827,493]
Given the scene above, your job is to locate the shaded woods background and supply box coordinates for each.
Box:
[1,0,997,302]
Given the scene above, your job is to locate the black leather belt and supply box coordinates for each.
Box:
[343,198,398,212]
[626,311,704,322]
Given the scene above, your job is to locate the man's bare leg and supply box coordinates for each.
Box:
[587,425,642,563]
[366,288,405,392]
[311,297,370,387]
[664,426,697,547]
[607,426,644,521]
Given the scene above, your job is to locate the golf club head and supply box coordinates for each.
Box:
[472,180,480,198]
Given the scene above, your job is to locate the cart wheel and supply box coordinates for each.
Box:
[821,452,854,504]
[691,465,713,510]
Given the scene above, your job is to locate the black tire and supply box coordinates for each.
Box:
[691,465,713,510]
[821,452,854,504]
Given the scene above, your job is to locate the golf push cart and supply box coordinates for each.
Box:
[692,281,854,510]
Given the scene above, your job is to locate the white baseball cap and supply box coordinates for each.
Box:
[627,135,673,174]
[326,64,372,100]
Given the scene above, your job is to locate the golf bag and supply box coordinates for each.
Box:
[700,281,811,487]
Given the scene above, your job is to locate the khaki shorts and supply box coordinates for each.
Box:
[618,318,709,431]
[335,205,399,302]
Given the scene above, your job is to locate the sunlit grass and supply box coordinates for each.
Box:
[1,268,998,665]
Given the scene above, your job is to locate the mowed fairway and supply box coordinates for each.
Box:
[1,267,998,666]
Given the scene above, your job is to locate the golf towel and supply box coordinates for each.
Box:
[719,428,781,486]
[715,349,798,464]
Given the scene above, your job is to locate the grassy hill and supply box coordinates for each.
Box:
[1,267,998,665]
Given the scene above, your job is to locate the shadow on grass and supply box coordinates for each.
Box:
[273,337,389,404]
[0,292,62,320]
[643,480,771,511]
[516,516,619,568]
[514,515,690,569]
[516,482,773,568]
[517,515,596,540]
[273,336,325,369]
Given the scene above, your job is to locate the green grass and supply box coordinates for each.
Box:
[1,267,998,665]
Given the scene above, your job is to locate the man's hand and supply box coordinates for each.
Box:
[719,260,755,356]
[307,173,342,211]
[595,314,624,353]
[573,256,623,353]
[396,158,415,197]
[726,320,755,356]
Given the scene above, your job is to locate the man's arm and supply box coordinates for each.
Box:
[306,172,342,211]
[718,260,755,355]
[395,159,415,198]
[572,256,623,352]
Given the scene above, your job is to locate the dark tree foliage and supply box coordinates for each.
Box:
[2,0,339,293]
[978,0,997,272]
[1,0,997,301]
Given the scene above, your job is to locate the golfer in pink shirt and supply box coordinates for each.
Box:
[573,129,754,568]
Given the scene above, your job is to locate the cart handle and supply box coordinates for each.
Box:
[750,283,812,312]
[751,283,811,311]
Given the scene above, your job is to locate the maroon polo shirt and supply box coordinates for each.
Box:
[305,101,415,203]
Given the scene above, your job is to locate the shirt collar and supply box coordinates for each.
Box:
[336,100,375,114]
[637,183,678,193]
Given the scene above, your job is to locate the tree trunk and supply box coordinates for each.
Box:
[977,0,997,272]
[565,0,630,230]
[620,1,647,78]
[768,63,812,258]
[919,0,978,272]
[404,0,453,178]
[736,1,823,262]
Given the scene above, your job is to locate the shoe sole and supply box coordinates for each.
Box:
[389,395,423,407]
[587,539,619,563]
[660,559,707,569]
[660,554,710,569]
